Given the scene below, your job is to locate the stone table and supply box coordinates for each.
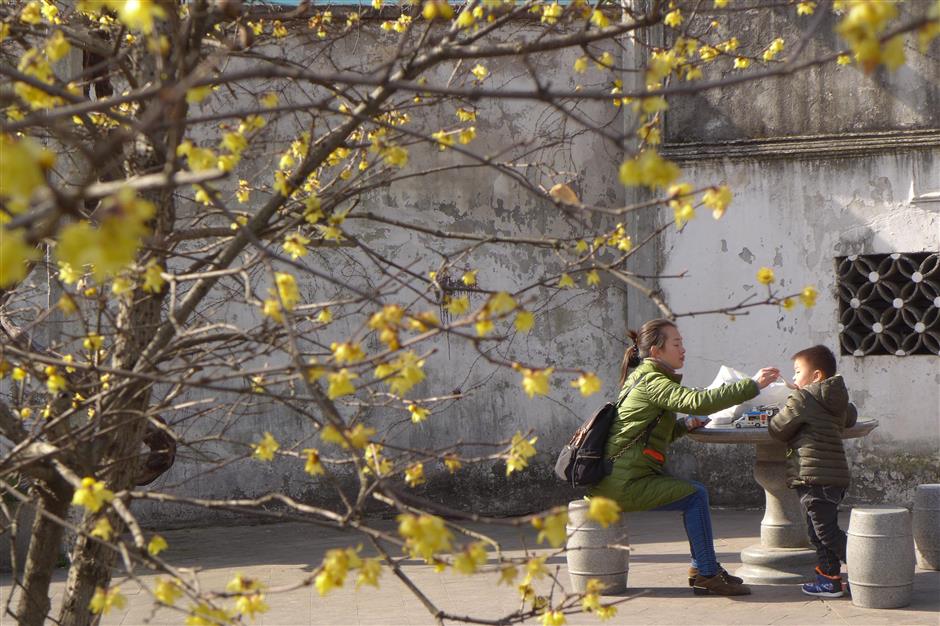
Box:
[687,419,878,584]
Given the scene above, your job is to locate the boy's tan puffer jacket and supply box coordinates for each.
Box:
[769,375,858,488]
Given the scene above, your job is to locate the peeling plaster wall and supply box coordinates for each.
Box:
[656,150,940,507]
[131,27,634,527]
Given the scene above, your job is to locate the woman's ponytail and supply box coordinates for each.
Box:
[619,330,642,387]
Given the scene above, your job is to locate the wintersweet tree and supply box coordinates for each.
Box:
[1,0,936,624]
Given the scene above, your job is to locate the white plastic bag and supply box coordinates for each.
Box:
[702,365,790,428]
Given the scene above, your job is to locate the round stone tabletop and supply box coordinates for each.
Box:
[686,418,879,444]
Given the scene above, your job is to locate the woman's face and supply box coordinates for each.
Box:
[650,324,685,370]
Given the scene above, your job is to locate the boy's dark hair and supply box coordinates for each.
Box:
[791,345,837,379]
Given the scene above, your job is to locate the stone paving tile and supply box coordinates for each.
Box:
[2,510,938,625]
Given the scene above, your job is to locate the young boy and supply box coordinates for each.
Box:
[769,345,857,598]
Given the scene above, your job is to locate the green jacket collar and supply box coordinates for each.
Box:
[639,358,683,383]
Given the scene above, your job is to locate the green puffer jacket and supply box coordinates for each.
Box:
[587,359,759,512]
[768,376,858,488]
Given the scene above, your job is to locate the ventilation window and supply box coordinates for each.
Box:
[836,252,939,356]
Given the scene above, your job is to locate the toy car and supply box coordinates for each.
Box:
[732,406,780,428]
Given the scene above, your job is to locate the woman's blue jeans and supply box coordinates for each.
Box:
[653,480,718,577]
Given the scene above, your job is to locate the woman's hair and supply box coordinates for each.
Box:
[619,318,677,387]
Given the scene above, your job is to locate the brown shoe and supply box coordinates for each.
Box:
[688,566,744,587]
[692,572,752,596]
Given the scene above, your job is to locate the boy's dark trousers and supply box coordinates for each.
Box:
[796,484,847,577]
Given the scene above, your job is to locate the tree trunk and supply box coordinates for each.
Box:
[16,476,73,626]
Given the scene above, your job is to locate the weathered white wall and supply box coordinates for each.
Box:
[658,150,939,505]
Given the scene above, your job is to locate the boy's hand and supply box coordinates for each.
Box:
[753,367,780,389]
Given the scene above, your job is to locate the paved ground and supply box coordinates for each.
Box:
[2,509,937,625]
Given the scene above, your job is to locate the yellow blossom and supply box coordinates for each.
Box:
[586,270,601,286]
[514,310,535,333]
[45,31,71,61]
[781,297,795,310]
[619,151,680,189]
[142,260,166,293]
[574,56,588,73]
[331,341,365,364]
[357,558,382,588]
[456,107,477,122]
[456,10,475,28]
[260,92,279,108]
[444,455,462,473]
[590,9,609,28]
[374,351,426,395]
[733,56,751,69]
[517,366,552,398]
[397,513,453,562]
[587,497,621,528]
[458,127,476,144]
[837,54,851,65]
[404,462,425,487]
[0,228,39,288]
[274,272,299,310]
[506,432,538,475]
[557,273,576,288]
[597,51,614,68]
[235,593,268,619]
[797,1,816,16]
[763,37,785,61]
[532,510,568,547]
[800,285,818,307]
[90,517,113,540]
[703,185,733,219]
[756,267,775,285]
[471,64,489,80]
[444,295,470,316]
[154,579,182,605]
[540,609,566,626]
[488,291,516,315]
[12,366,27,382]
[499,565,519,585]
[20,1,42,24]
[572,372,602,397]
[541,2,563,24]
[89,586,126,615]
[382,146,409,167]
[304,448,325,475]
[252,432,279,461]
[148,535,169,556]
[327,369,358,399]
[117,0,166,33]
[408,404,430,423]
[45,366,67,393]
[283,232,310,259]
[453,543,488,574]
[72,477,114,513]
[664,9,682,27]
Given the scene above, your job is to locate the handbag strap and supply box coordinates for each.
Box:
[608,373,665,463]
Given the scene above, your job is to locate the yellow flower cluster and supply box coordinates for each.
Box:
[320,423,375,449]
[836,1,906,72]
[369,304,405,350]
[57,188,155,283]
[374,351,426,396]
[532,509,568,547]
[252,432,279,461]
[587,496,621,528]
[397,513,453,562]
[506,432,538,476]
[89,586,126,615]
[72,477,114,513]
[619,151,680,190]
[453,542,488,574]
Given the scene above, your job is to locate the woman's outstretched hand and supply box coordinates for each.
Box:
[753,367,781,389]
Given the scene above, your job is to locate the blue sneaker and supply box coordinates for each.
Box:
[801,572,844,598]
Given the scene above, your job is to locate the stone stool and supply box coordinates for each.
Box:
[847,507,915,609]
[566,500,629,594]
[913,484,940,570]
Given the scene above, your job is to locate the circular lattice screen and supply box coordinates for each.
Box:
[837,252,940,356]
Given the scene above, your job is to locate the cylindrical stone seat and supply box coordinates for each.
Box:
[847,507,915,609]
[914,484,940,570]
[566,500,629,594]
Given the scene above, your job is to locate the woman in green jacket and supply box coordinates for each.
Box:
[588,319,780,596]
